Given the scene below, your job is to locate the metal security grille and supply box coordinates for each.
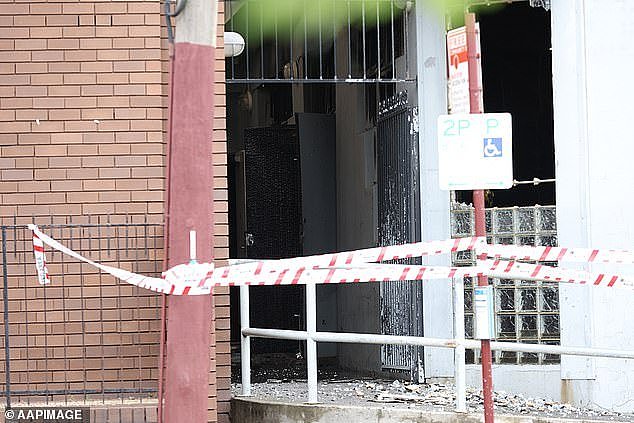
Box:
[225,0,413,83]
[0,216,161,409]
[242,126,304,354]
[451,204,560,364]
[376,91,422,379]
[243,126,302,261]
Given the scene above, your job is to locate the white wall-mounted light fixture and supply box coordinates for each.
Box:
[224,31,245,57]
[393,0,413,12]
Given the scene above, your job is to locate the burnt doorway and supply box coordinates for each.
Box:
[238,126,304,355]
[456,2,555,207]
[376,91,423,381]
[232,113,337,358]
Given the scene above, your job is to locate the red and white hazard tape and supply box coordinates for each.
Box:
[479,243,634,264]
[211,263,479,286]
[32,231,50,285]
[206,261,633,289]
[29,225,634,294]
[482,259,633,289]
[217,237,485,280]
[29,225,214,295]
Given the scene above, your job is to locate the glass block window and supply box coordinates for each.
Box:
[451,204,560,364]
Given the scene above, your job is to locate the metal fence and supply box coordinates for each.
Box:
[0,216,163,408]
[451,204,560,364]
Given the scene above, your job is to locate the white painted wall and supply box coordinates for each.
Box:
[466,365,561,402]
[552,0,634,412]
[415,0,453,379]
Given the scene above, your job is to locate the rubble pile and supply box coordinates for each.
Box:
[369,381,625,420]
[233,378,634,421]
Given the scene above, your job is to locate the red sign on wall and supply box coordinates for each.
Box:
[447,25,481,114]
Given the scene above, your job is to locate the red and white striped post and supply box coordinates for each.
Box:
[163,0,218,422]
[465,12,495,423]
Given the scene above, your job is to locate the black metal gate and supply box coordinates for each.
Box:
[241,126,304,354]
[376,91,423,380]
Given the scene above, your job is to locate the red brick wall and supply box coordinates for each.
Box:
[0,1,230,421]
[208,2,230,421]
[0,223,164,406]
[1,1,165,220]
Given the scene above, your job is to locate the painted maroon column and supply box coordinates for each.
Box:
[163,1,218,422]
[465,12,495,423]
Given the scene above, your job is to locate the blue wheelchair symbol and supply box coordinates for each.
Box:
[483,138,503,158]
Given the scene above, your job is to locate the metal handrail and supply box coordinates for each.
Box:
[238,278,634,408]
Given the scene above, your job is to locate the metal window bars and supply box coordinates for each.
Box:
[451,203,560,364]
[225,0,413,83]
[0,216,162,409]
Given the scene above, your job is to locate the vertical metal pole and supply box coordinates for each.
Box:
[230,0,235,79]
[390,1,395,80]
[332,0,337,80]
[164,1,218,422]
[347,0,352,79]
[289,1,294,79]
[274,4,279,80]
[403,1,409,80]
[362,1,367,79]
[259,1,264,79]
[1,227,11,407]
[376,0,381,80]
[245,0,250,79]
[465,12,494,423]
[304,9,308,79]
[318,0,323,79]
[306,282,318,403]
[453,277,466,413]
[240,285,252,396]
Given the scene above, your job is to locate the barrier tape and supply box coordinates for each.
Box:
[215,237,485,281]
[32,232,50,285]
[214,263,480,286]
[29,225,214,296]
[29,225,634,294]
[479,243,634,264]
[482,259,633,289]
[208,261,632,289]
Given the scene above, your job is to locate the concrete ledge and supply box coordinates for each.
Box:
[231,397,620,423]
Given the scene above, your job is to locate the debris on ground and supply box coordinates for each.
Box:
[232,378,634,421]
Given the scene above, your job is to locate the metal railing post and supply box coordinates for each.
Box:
[240,285,252,396]
[453,276,466,412]
[1,227,11,407]
[306,282,318,403]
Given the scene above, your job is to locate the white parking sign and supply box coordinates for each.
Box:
[437,113,513,190]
